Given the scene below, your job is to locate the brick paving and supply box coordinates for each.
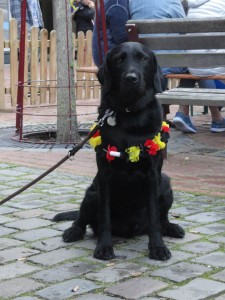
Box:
[0,101,225,299]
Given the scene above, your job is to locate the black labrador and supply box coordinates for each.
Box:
[53,42,185,260]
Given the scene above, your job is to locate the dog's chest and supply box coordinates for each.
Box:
[111,166,150,194]
[101,124,150,149]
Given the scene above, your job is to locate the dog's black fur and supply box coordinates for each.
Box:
[53,42,184,260]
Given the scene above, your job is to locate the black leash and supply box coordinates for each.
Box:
[0,110,113,206]
[0,126,98,206]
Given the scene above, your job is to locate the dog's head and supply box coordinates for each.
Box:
[97,42,163,111]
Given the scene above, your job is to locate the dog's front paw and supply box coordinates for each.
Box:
[94,244,115,260]
[62,226,84,243]
[149,246,171,261]
[162,223,185,238]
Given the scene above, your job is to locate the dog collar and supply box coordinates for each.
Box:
[89,121,170,163]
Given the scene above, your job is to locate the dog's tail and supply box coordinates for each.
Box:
[52,211,79,222]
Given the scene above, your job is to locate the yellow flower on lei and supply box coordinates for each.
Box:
[89,123,102,149]
[126,146,141,162]
[162,121,170,131]
[153,133,166,150]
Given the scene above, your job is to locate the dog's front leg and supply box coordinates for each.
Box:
[147,170,171,261]
[94,173,115,260]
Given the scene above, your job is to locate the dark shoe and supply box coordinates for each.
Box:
[211,118,225,133]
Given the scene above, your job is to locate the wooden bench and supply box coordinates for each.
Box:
[126,17,225,108]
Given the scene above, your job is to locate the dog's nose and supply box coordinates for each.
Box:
[125,73,138,83]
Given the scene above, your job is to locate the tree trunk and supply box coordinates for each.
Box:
[52,0,79,143]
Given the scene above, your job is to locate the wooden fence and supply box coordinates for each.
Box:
[0,10,100,111]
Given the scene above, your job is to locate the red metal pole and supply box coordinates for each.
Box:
[95,0,103,64]
[15,0,26,139]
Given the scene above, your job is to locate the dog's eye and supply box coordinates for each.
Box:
[139,56,149,63]
[114,56,124,64]
[114,53,127,64]
[115,57,122,63]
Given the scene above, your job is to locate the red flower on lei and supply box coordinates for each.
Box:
[144,139,160,156]
[162,122,170,133]
[92,130,100,138]
[106,145,118,162]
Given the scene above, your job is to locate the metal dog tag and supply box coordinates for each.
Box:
[107,116,116,126]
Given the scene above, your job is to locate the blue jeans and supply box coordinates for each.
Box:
[179,79,216,89]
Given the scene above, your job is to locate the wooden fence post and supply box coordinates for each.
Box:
[40,28,48,104]
[77,31,85,100]
[49,30,57,104]
[9,18,18,107]
[0,10,5,109]
[30,27,39,105]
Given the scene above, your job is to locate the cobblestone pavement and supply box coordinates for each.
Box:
[1,164,225,300]
[0,106,225,299]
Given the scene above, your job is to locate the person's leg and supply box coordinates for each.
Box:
[199,80,225,132]
[177,79,196,115]
[173,79,197,133]
[161,68,190,128]
[210,106,224,122]
[214,80,225,111]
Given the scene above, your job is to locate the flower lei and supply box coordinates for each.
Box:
[89,122,169,163]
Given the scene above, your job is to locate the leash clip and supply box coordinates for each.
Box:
[98,109,114,127]
[68,150,75,160]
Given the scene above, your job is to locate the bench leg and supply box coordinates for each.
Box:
[203,106,208,114]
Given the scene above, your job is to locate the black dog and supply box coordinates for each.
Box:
[53,42,184,260]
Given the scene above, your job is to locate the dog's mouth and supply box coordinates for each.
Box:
[123,86,156,113]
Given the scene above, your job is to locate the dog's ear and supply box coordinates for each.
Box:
[97,64,104,85]
[97,53,112,92]
[152,54,163,93]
